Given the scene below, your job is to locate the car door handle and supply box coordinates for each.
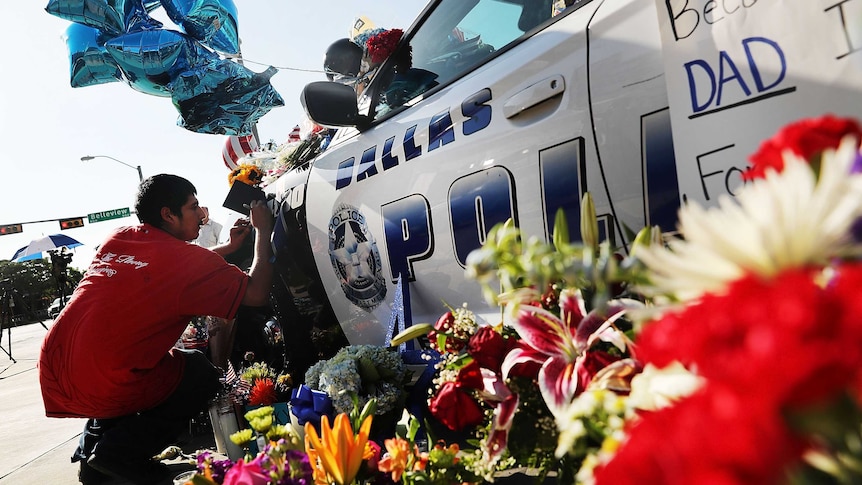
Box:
[503,74,566,119]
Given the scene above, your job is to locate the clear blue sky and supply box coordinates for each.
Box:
[0,0,426,270]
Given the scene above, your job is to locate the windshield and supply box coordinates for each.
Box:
[367,0,556,120]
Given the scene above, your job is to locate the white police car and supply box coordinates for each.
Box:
[268,0,862,346]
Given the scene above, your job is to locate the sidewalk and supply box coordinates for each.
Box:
[0,321,217,485]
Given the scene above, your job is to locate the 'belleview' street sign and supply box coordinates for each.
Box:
[88,208,131,223]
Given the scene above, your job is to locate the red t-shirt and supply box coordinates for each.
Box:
[39,224,249,418]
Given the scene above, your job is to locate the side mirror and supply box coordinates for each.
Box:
[300,81,361,127]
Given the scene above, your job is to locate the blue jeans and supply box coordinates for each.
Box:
[72,349,221,463]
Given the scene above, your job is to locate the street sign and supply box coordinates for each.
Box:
[87,208,131,224]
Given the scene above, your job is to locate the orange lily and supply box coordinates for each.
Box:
[305,413,373,485]
[377,437,413,482]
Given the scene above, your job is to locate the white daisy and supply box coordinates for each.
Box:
[636,136,862,301]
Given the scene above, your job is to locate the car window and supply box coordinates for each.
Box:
[368,0,576,121]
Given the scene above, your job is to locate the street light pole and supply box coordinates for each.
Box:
[81,155,143,183]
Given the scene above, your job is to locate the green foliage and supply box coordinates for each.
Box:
[0,259,83,319]
[465,195,647,313]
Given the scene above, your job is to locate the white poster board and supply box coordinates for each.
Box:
[654,0,862,207]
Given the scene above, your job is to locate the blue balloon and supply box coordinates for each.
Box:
[172,61,285,135]
[142,0,162,13]
[160,0,239,54]
[45,0,162,36]
[65,23,122,88]
[50,0,283,134]
[105,29,196,97]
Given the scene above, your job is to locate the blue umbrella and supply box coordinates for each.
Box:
[11,234,83,262]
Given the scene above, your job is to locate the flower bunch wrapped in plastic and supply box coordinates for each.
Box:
[188,445,311,485]
[231,362,293,407]
[183,406,306,485]
[594,115,862,485]
[304,345,407,417]
[228,163,265,187]
[364,28,403,64]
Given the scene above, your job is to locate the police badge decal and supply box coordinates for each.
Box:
[328,204,387,309]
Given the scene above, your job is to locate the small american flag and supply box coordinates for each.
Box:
[287,125,301,143]
[223,361,252,404]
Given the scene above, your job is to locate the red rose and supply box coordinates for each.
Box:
[429,381,485,431]
[744,115,862,180]
[467,326,509,372]
[428,311,466,353]
[457,360,484,389]
[366,29,403,64]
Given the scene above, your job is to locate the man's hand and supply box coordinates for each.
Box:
[228,218,252,243]
[247,199,274,235]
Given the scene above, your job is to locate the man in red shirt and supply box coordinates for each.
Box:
[38,174,274,484]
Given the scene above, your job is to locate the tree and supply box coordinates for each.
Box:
[0,259,84,322]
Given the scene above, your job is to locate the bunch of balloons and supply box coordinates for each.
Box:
[47,0,284,136]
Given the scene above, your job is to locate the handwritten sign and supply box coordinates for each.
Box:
[655,0,862,207]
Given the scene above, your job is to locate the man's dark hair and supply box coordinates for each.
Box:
[135,174,197,228]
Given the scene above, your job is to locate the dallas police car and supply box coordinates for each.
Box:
[266,0,862,346]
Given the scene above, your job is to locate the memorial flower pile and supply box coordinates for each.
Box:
[384,194,649,483]
[592,115,862,485]
[188,114,862,485]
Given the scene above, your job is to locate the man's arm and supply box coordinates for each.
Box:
[240,200,274,306]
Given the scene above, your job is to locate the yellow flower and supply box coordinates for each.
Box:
[230,428,253,447]
[304,413,372,485]
[228,163,264,187]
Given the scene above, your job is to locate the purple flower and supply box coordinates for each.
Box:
[851,151,862,174]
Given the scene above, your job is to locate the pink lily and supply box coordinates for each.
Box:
[501,288,641,415]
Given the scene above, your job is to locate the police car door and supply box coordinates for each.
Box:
[304,0,631,344]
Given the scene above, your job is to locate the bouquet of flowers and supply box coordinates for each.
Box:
[304,344,408,420]
[392,194,648,483]
[185,405,307,485]
[364,28,403,64]
[229,361,293,407]
[592,115,862,484]
[228,163,265,187]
